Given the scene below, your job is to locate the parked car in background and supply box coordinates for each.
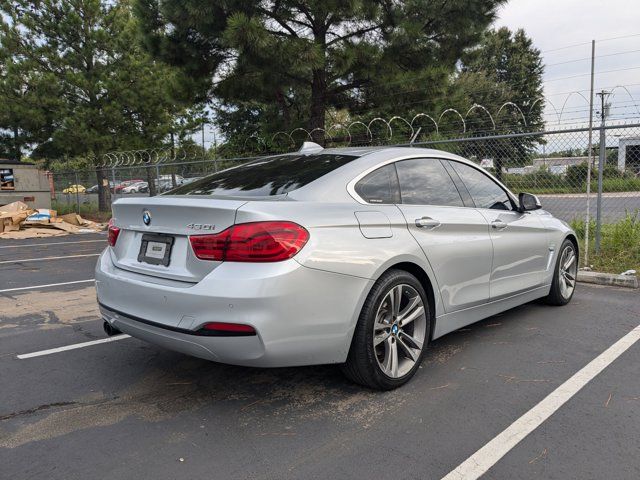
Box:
[85,184,99,194]
[157,174,184,186]
[113,179,144,194]
[155,179,175,193]
[122,181,148,194]
[62,184,86,194]
[98,144,578,390]
[181,176,203,185]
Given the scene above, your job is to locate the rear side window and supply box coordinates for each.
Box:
[167,154,357,197]
[354,164,401,204]
[449,161,513,210]
[395,158,464,206]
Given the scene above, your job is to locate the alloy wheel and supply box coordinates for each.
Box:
[558,244,577,299]
[373,284,427,378]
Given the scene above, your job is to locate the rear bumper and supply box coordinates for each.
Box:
[95,250,372,367]
[99,303,265,363]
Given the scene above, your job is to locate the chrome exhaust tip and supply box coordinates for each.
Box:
[103,321,121,336]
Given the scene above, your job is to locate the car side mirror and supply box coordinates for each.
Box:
[518,192,542,212]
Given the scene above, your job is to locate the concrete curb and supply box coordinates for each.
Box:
[577,271,639,289]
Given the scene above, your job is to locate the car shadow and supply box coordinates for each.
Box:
[83,300,552,426]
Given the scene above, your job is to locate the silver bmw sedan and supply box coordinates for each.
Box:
[96,143,578,389]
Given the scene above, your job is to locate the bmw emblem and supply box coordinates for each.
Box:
[142,210,151,226]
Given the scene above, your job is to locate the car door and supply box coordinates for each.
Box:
[445,160,550,300]
[394,158,493,313]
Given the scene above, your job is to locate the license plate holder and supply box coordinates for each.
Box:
[138,234,174,267]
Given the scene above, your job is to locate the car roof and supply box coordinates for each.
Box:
[288,145,512,203]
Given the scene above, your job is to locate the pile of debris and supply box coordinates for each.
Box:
[0,201,105,239]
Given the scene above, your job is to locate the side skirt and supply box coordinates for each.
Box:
[432,285,551,339]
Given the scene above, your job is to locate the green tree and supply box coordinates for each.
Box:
[0,0,188,210]
[136,0,506,144]
[0,32,62,161]
[455,27,545,179]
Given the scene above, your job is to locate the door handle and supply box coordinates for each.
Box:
[415,217,441,229]
[491,219,508,230]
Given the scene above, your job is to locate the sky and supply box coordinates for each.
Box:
[496,0,640,128]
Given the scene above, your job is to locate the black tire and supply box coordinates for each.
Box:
[341,269,431,390]
[544,238,578,306]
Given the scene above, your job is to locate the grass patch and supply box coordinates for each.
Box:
[51,199,111,223]
[570,212,640,274]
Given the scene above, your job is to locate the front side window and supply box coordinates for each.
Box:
[395,158,464,206]
[167,154,358,197]
[449,161,513,210]
[354,164,401,204]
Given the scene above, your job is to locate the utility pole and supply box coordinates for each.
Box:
[584,40,595,267]
[595,89,611,253]
[201,120,206,159]
[212,127,219,172]
[170,131,177,188]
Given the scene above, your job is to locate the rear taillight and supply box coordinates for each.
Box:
[107,219,120,247]
[189,230,229,261]
[189,221,309,262]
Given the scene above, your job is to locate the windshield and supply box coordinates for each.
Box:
[166,153,358,197]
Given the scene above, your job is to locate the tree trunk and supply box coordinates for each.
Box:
[96,167,112,213]
[146,165,158,196]
[310,69,327,144]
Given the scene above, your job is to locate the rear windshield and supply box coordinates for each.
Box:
[166,153,358,197]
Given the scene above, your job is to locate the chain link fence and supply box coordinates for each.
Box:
[50,122,640,272]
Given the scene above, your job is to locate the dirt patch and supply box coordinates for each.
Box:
[0,358,410,448]
[0,286,98,330]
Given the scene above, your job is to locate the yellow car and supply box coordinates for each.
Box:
[62,184,86,194]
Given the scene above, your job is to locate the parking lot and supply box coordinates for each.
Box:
[1,234,639,479]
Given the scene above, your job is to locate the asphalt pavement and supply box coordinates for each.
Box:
[540,192,640,223]
[1,234,639,479]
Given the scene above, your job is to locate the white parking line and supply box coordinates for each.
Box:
[0,239,105,249]
[0,279,94,293]
[0,253,100,264]
[441,324,640,480]
[17,335,131,359]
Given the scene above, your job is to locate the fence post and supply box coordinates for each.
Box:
[74,171,81,215]
[111,167,117,201]
[595,90,611,254]
[595,124,606,253]
[584,39,596,267]
[156,164,161,196]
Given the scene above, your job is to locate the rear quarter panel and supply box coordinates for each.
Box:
[235,201,445,317]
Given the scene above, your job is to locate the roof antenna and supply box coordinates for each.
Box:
[298,141,324,154]
[409,127,422,145]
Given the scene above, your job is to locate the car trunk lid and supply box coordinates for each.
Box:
[110,196,247,283]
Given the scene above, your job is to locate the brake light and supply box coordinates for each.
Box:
[107,219,120,247]
[189,221,309,262]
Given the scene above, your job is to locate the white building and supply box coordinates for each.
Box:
[618,136,640,174]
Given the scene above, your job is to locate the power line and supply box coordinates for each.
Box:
[544,65,640,83]
[545,49,640,68]
[541,33,640,54]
